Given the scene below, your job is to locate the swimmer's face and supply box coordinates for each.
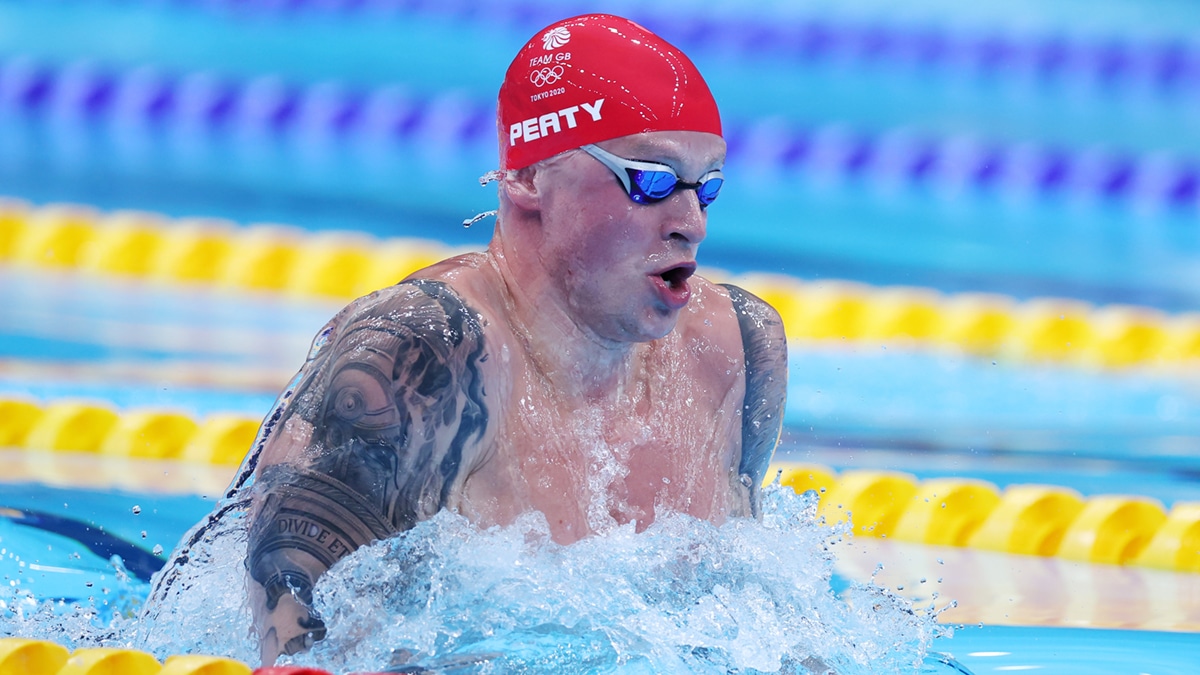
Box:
[536,130,726,343]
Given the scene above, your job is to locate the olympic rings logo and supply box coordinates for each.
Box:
[529,66,565,88]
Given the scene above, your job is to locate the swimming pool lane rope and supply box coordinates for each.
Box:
[2,198,1197,372]
[0,407,1197,675]
[17,0,1200,97]
[3,55,1200,210]
[1,395,1198,575]
[0,642,252,675]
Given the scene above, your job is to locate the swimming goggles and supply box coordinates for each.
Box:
[582,144,724,207]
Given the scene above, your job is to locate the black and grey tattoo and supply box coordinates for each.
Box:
[722,284,788,517]
[246,279,490,655]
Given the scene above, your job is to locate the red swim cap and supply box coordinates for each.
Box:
[498,14,722,171]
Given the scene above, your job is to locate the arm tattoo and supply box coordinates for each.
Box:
[722,284,788,517]
[246,279,489,654]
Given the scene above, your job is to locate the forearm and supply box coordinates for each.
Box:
[249,550,327,665]
[247,465,394,664]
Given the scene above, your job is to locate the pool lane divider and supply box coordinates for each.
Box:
[2,198,1198,372]
[0,636,408,675]
[2,394,1198,574]
[775,462,1200,574]
[0,397,256,466]
[0,640,270,675]
[3,56,1200,209]
[9,3,1200,100]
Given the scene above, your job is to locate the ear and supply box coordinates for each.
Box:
[500,166,540,212]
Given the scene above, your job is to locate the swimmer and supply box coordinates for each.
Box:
[238,14,786,665]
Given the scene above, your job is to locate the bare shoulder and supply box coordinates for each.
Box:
[678,278,785,350]
[252,272,497,518]
[674,277,745,351]
[716,283,785,340]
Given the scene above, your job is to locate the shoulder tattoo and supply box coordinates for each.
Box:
[721,283,788,516]
[247,279,489,597]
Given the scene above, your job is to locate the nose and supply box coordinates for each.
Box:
[661,189,707,245]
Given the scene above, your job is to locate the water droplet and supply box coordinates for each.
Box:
[131,505,142,515]
[152,544,164,556]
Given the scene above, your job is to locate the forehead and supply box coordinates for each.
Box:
[599,131,726,169]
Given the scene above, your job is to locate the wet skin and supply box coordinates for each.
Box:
[239,131,789,665]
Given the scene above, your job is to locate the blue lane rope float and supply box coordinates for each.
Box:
[723,122,1200,207]
[0,57,493,147]
[52,0,1200,95]
[3,56,1200,209]
[2,199,1198,370]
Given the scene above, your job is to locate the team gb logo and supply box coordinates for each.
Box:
[542,27,571,50]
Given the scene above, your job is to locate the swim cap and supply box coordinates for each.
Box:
[498,14,722,171]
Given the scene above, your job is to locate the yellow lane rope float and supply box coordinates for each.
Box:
[0,639,252,675]
[775,462,1199,573]
[2,397,1197,574]
[1,198,1197,371]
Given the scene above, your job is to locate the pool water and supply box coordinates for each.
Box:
[945,626,1199,674]
[2,0,1199,672]
[5,480,1191,674]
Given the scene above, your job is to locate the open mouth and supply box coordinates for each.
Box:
[658,264,696,291]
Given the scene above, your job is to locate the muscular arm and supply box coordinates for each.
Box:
[722,284,788,518]
[246,280,490,664]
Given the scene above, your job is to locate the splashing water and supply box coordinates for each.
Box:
[1,485,951,674]
[0,500,260,664]
[292,485,943,674]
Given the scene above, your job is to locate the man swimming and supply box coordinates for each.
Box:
[239,14,787,665]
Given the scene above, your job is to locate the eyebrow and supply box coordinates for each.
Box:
[622,147,725,174]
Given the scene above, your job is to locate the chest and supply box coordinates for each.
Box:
[461,345,745,541]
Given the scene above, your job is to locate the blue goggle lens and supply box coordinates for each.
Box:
[634,170,680,200]
[628,169,723,206]
[695,176,724,205]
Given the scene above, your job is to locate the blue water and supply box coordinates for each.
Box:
[3,486,948,673]
[3,0,1200,672]
[947,625,1200,674]
[3,1,1199,308]
[5,482,1198,673]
